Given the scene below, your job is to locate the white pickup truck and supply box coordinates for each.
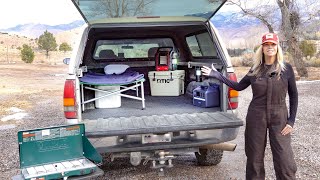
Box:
[63,0,243,170]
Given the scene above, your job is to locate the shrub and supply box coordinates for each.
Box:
[230,57,242,67]
[227,48,246,57]
[59,42,72,52]
[20,44,35,63]
[299,40,317,57]
[241,53,254,67]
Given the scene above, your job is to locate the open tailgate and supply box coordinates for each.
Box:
[84,112,243,137]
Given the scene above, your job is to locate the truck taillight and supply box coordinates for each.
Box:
[64,80,77,119]
[227,73,238,109]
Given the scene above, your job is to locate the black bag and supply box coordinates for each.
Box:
[185,81,210,98]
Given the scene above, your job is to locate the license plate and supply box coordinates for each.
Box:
[142,133,171,144]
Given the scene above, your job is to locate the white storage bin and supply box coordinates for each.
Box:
[148,70,185,96]
[95,86,121,108]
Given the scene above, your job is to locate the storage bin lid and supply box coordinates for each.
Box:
[18,124,86,168]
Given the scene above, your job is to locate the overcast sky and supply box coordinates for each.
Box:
[0,0,83,29]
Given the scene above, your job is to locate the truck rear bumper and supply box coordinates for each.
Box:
[90,127,240,153]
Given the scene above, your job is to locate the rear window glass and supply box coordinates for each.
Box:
[93,38,174,60]
[186,32,217,57]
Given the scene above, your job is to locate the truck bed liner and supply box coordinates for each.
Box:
[82,96,221,119]
[84,112,242,137]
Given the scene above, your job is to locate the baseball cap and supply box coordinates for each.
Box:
[261,33,279,44]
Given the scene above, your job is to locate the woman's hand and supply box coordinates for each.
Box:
[201,64,217,76]
[281,124,293,136]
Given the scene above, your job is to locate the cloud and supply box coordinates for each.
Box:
[0,0,82,29]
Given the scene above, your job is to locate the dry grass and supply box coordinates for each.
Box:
[302,67,320,80]
[305,58,320,67]
[234,66,320,80]
[230,57,242,67]
[0,100,31,116]
[0,50,72,64]
[232,54,320,80]
[230,54,255,67]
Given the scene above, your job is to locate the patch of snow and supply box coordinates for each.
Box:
[6,107,24,113]
[54,74,66,76]
[0,124,16,130]
[1,113,28,122]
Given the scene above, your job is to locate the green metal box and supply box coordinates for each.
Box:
[14,124,103,180]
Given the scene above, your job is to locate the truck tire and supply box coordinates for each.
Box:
[195,148,223,166]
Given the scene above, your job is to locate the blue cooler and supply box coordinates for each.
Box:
[193,84,220,108]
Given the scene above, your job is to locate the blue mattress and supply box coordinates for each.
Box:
[80,70,144,85]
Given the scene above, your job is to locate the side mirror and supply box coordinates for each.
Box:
[63,58,70,65]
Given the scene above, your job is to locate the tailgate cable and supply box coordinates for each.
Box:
[226,89,236,120]
[143,156,150,166]
[227,98,235,120]
[222,68,235,120]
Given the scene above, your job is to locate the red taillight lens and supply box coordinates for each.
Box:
[63,80,77,119]
[227,73,238,109]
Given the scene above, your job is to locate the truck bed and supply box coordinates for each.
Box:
[82,95,221,119]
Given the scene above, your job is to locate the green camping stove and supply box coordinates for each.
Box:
[12,124,104,180]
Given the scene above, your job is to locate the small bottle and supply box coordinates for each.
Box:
[171,52,178,71]
[195,67,202,82]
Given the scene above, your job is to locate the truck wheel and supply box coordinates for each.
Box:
[195,149,223,166]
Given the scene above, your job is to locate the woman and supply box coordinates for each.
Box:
[202,33,298,180]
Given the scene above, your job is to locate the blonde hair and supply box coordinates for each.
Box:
[249,44,286,77]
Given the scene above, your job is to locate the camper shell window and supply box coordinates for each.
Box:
[93,38,174,60]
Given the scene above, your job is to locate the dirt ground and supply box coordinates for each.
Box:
[0,63,67,120]
[1,62,320,179]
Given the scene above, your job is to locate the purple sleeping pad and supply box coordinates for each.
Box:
[80,69,144,85]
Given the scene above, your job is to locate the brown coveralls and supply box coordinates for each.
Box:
[212,63,298,180]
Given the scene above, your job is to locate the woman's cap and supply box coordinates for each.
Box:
[262,33,279,44]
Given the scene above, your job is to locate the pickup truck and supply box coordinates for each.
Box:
[63,0,243,170]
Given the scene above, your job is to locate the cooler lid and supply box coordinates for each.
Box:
[148,70,185,77]
[18,124,85,168]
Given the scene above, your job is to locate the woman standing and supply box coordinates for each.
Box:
[202,33,298,179]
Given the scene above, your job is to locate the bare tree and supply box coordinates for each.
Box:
[227,0,278,33]
[277,0,307,77]
[91,0,156,18]
[227,0,320,77]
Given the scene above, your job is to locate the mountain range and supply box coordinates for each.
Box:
[1,11,317,49]
[0,20,85,38]
[0,12,264,38]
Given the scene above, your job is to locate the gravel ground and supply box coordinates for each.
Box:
[0,64,319,179]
